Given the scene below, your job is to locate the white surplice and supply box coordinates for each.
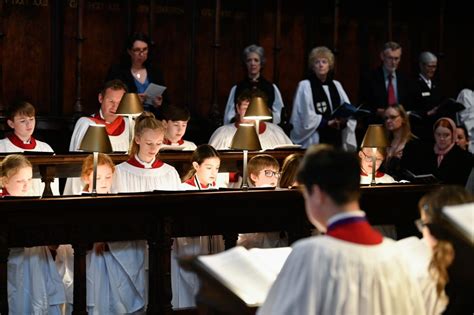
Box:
[209,123,292,150]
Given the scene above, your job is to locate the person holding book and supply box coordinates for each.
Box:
[258,145,425,315]
[290,46,357,150]
[2,154,67,314]
[209,89,292,150]
[397,185,474,315]
[106,32,169,117]
[223,44,284,125]
[160,105,197,151]
[0,100,60,195]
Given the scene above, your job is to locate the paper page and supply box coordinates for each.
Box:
[197,246,277,306]
[270,144,302,150]
[443,203,474,243]
[144,83,167,105]
[248,247,292,279]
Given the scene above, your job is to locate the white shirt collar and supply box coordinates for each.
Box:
[419,74,431,88]
[134,154,156,169]
[327,210,366,227]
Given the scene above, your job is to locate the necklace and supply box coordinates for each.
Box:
[132,69,144,79]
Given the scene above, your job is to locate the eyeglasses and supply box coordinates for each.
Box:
[360,150,384,163]
[261,170,281,178]
[384,114,400,121]
[414,219,428,233]
[131,47,148,55]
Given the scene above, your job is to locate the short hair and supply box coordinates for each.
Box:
[382,41,402,52]
[81,153,115,190]
[242,44,266,67]
[308,46,335,70]
[6,101,35,121]
[130,112,165,157]
[419,51,437,65]
[279,153,304,188]
[183,144,220,181]
[1,154,32,181]
[297,145,360,205]
[100,79,128,98]
[247,154,280,185]
[162,105,191,122]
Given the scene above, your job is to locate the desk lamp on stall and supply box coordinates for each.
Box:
[361,124,389,186]
[79,124,113,196]
[230,123,262,189]
[243,96,272,135]
[115,93,144,152]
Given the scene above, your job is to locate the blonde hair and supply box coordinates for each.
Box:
[1,154,32,186]
[81,153,116,191]
[130,112,165,157]
[418,186,474,297]
[278,153,303,188]
[308,46,335,70]
[247,154,279,185]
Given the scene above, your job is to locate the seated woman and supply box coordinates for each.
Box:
[383,103,432,180]
[359,147,395,184]
[397,185,474,315]
[427,117,473,186]
[455,124,469,151]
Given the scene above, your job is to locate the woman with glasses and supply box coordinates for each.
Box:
[397,185,474,315]
[382,104,431,180]
[106,32,168,117]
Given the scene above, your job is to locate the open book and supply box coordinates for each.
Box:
[331,102,371,119]
[403,170,439,184]
[195,246,292,306]
[442,203,474,246]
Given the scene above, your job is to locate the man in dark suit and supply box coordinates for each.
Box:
[359,41,414,125]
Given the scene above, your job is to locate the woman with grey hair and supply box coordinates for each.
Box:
[289,46,356,150]
[223,44,285,124]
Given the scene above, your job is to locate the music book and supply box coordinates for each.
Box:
[436,98,465,116]
[442,203,474,246]
[194,246,292,306]
[159,145,185,151]
[404,170,439,184]
[144,83,167,105]
[269,144,302,150]
[330,102,371,119]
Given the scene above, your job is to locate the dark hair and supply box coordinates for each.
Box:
[162,105,191,122]
[182,144,220,181]
[457,124,469,140]
[6,101,35,121]
[234,89,269,122]
[297,145,360,205]
[100,79,128,97]
[126,32,151,50]
[279,153,304,188]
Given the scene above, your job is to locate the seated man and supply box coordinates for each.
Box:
[209,89,292,150]
[258,145,425,315]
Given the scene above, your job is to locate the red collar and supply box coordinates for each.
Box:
[90,113,125,136]
[163,138,184,145]
[1,188,10,196]
[184,176,215,189]
[235,122,267,134]
[360,170,385,178]
[126,156,164,169]
[326,217,383,245]
[7,133,37,150]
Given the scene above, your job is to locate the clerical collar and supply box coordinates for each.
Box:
[127,154,164,169]
[7,133,37,150]
[163,138,184,145]
[327,210,366,228]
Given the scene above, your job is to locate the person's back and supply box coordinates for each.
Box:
[258,145,425,315]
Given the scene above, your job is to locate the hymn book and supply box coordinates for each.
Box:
[442,203,474,246]
[195,246,292,306]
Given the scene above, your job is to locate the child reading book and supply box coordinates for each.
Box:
[161,105,197,151]
[358,147,396,184]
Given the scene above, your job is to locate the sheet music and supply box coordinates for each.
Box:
[144,83,167,105]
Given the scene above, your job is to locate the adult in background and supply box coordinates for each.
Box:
[106,32,168,117]
[290,46,356,150]
[456,77,474,153]
[223,44,285,125]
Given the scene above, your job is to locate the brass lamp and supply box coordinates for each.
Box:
[230,123,262,189]
[116,93,144,150]
[79,124,113,195]
[243,96,272,134]
[361,124,389,186]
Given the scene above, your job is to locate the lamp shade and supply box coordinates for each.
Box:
[243,96,272,120]
[79,124,113,153]
[230,123,262,150]
[116,93,144,116]
[361,124,390,148]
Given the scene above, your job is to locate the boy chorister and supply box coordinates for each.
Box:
[161,105,197,151]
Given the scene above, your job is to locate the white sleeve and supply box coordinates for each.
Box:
[334,80,357,152]
[69,117,91,151]
[272,84,284,124]
[223,86,237,124]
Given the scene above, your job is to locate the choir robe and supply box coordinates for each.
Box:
[0,134,60,196]
[209,122,293,150]
[223,83,284,124]
[258,211,426,315]
[64,112,131,195]
[289,79,357,150]
[396,237,448,315]
[360,170,396,185]
[160,138,197,151]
